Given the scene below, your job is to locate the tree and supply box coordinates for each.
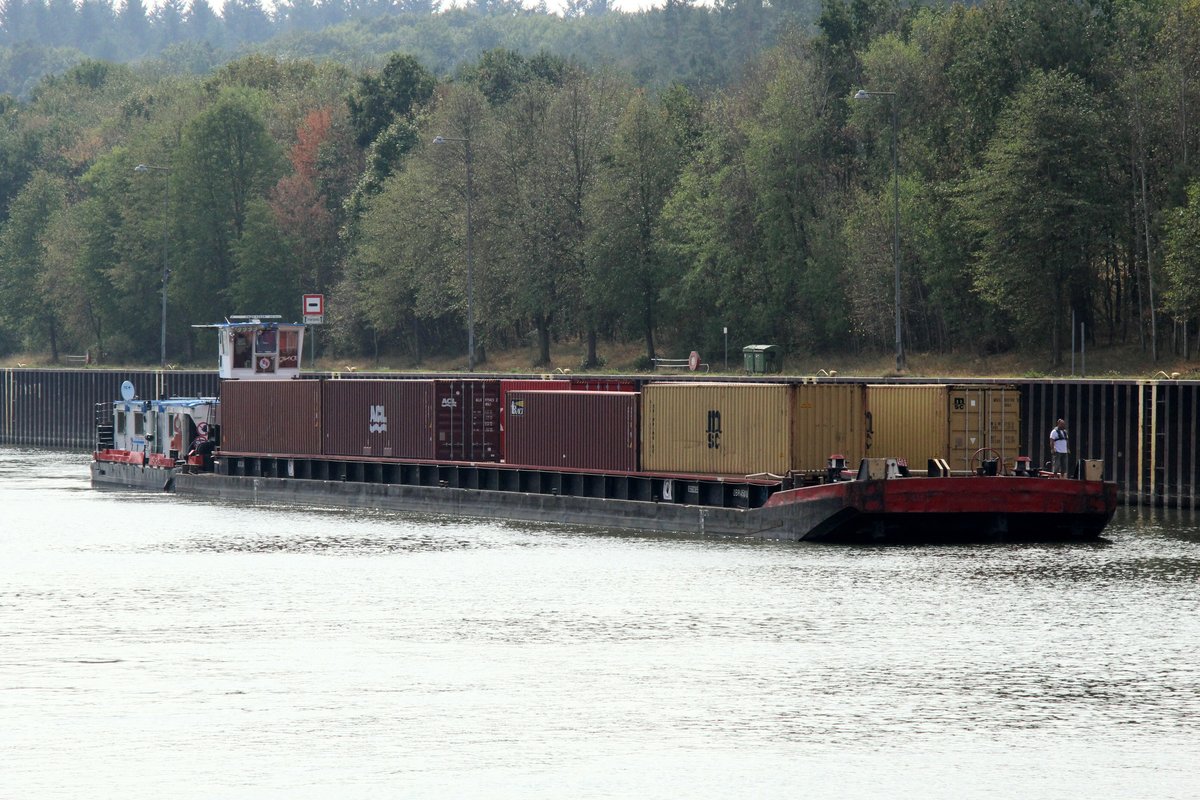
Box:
[347,52,435,148]
[0,170,67,359]
[585,88,678,363]
[961,69,1109,366]
[172,87,284,348]
[1162,180,1200,352]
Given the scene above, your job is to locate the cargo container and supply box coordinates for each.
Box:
[947,385,1020,471]
[499,379,571,458]
[505,390,639,471]
[792,383,866,472]
[641,383,792,476]
[435,379,501,462]
[220,379,322,456]
[569,378,638,392]
[323,379,436,459]
[867,384,1021,472]
[866,385,950,467]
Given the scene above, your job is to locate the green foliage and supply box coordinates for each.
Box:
[347,52,434,148]
[960,69,1109,364]
[0,0,1198,369]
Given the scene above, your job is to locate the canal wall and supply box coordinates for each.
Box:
[2,368,1196,508]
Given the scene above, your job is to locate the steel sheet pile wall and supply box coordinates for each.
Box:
[0,368,218,449]
[220,379,322,455]
[792,383,866,472]
[434,379,500,462]
[506,390,639,471]
[1023,380,1199,508]
[323,380,436,459]
[642,383,792,476]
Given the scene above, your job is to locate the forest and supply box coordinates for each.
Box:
[0,0,1198,372]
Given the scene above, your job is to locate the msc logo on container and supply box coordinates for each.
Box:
[368,404,388,433]
[706,410,721,449]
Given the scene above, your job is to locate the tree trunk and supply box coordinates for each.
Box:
[534,314,551,366]
[585,327,598,369]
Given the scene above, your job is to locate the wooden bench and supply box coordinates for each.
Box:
[65,353,91,366]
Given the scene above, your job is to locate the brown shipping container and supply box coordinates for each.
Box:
[499,379,571,458]
[569,378,638,392]
[435,379,501,462]
[220,378,322,456]
[866,384,949,466]
[505,391,639,471]
[792,383,866,472]
[641,383,792,476]
[323,379,436,459]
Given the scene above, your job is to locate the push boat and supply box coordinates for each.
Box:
[92,319,1118,544]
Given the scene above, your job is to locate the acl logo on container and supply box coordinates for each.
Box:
[368,404,388,433]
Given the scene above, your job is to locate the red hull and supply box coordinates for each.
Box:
[765,476,1118,543]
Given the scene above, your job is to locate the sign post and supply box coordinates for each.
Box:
[303,294,325,369]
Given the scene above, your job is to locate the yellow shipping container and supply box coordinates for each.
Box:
[948,385,1020,471]
[866,385,950,467]
[641,383,792,476]
[792,383,866,472]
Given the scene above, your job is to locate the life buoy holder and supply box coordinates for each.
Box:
[257,356,272,371]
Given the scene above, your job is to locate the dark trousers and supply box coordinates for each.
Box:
[1053,451,1069,475]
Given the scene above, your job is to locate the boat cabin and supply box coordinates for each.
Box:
[198,318,306,380]
[100,380,219,462]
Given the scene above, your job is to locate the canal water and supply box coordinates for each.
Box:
[2,448,1198,799]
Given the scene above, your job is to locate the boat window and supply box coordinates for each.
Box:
[255,329,277,354]
[233,332,253,369]
[133,412,144,435]
[279,330,299,369]
[115,410,126,435]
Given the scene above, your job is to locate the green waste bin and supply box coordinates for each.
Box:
[742,344,782,374]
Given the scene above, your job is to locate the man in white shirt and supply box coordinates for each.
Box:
[1049,418,1069,476]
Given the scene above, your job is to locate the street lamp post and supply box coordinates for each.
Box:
[433,134,476,373]
[854,89,904,373]
[134,163,170,367]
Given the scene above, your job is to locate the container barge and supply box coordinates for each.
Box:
[92,319,1118,543]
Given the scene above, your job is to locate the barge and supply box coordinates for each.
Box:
[91,318,1119,543]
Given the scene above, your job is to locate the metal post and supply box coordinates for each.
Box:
[135,163,170,367]
[853,90,903,373]
[160,177,168,367]
[723,326,728,371]
[433,134,475,373]
[890,98,903,374]
[1071,309,1076,377]
[465,139,475,374]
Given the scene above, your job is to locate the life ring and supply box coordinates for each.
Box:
[258,356,271,371]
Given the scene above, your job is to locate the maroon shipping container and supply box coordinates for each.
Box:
[322,380,436,458]
[434,379,501,462]
[220,379,322,455]
[499,379,571,458]
[569,377,638,392]
[505,390,640,472]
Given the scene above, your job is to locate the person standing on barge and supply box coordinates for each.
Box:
[1049,418,1069,477]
